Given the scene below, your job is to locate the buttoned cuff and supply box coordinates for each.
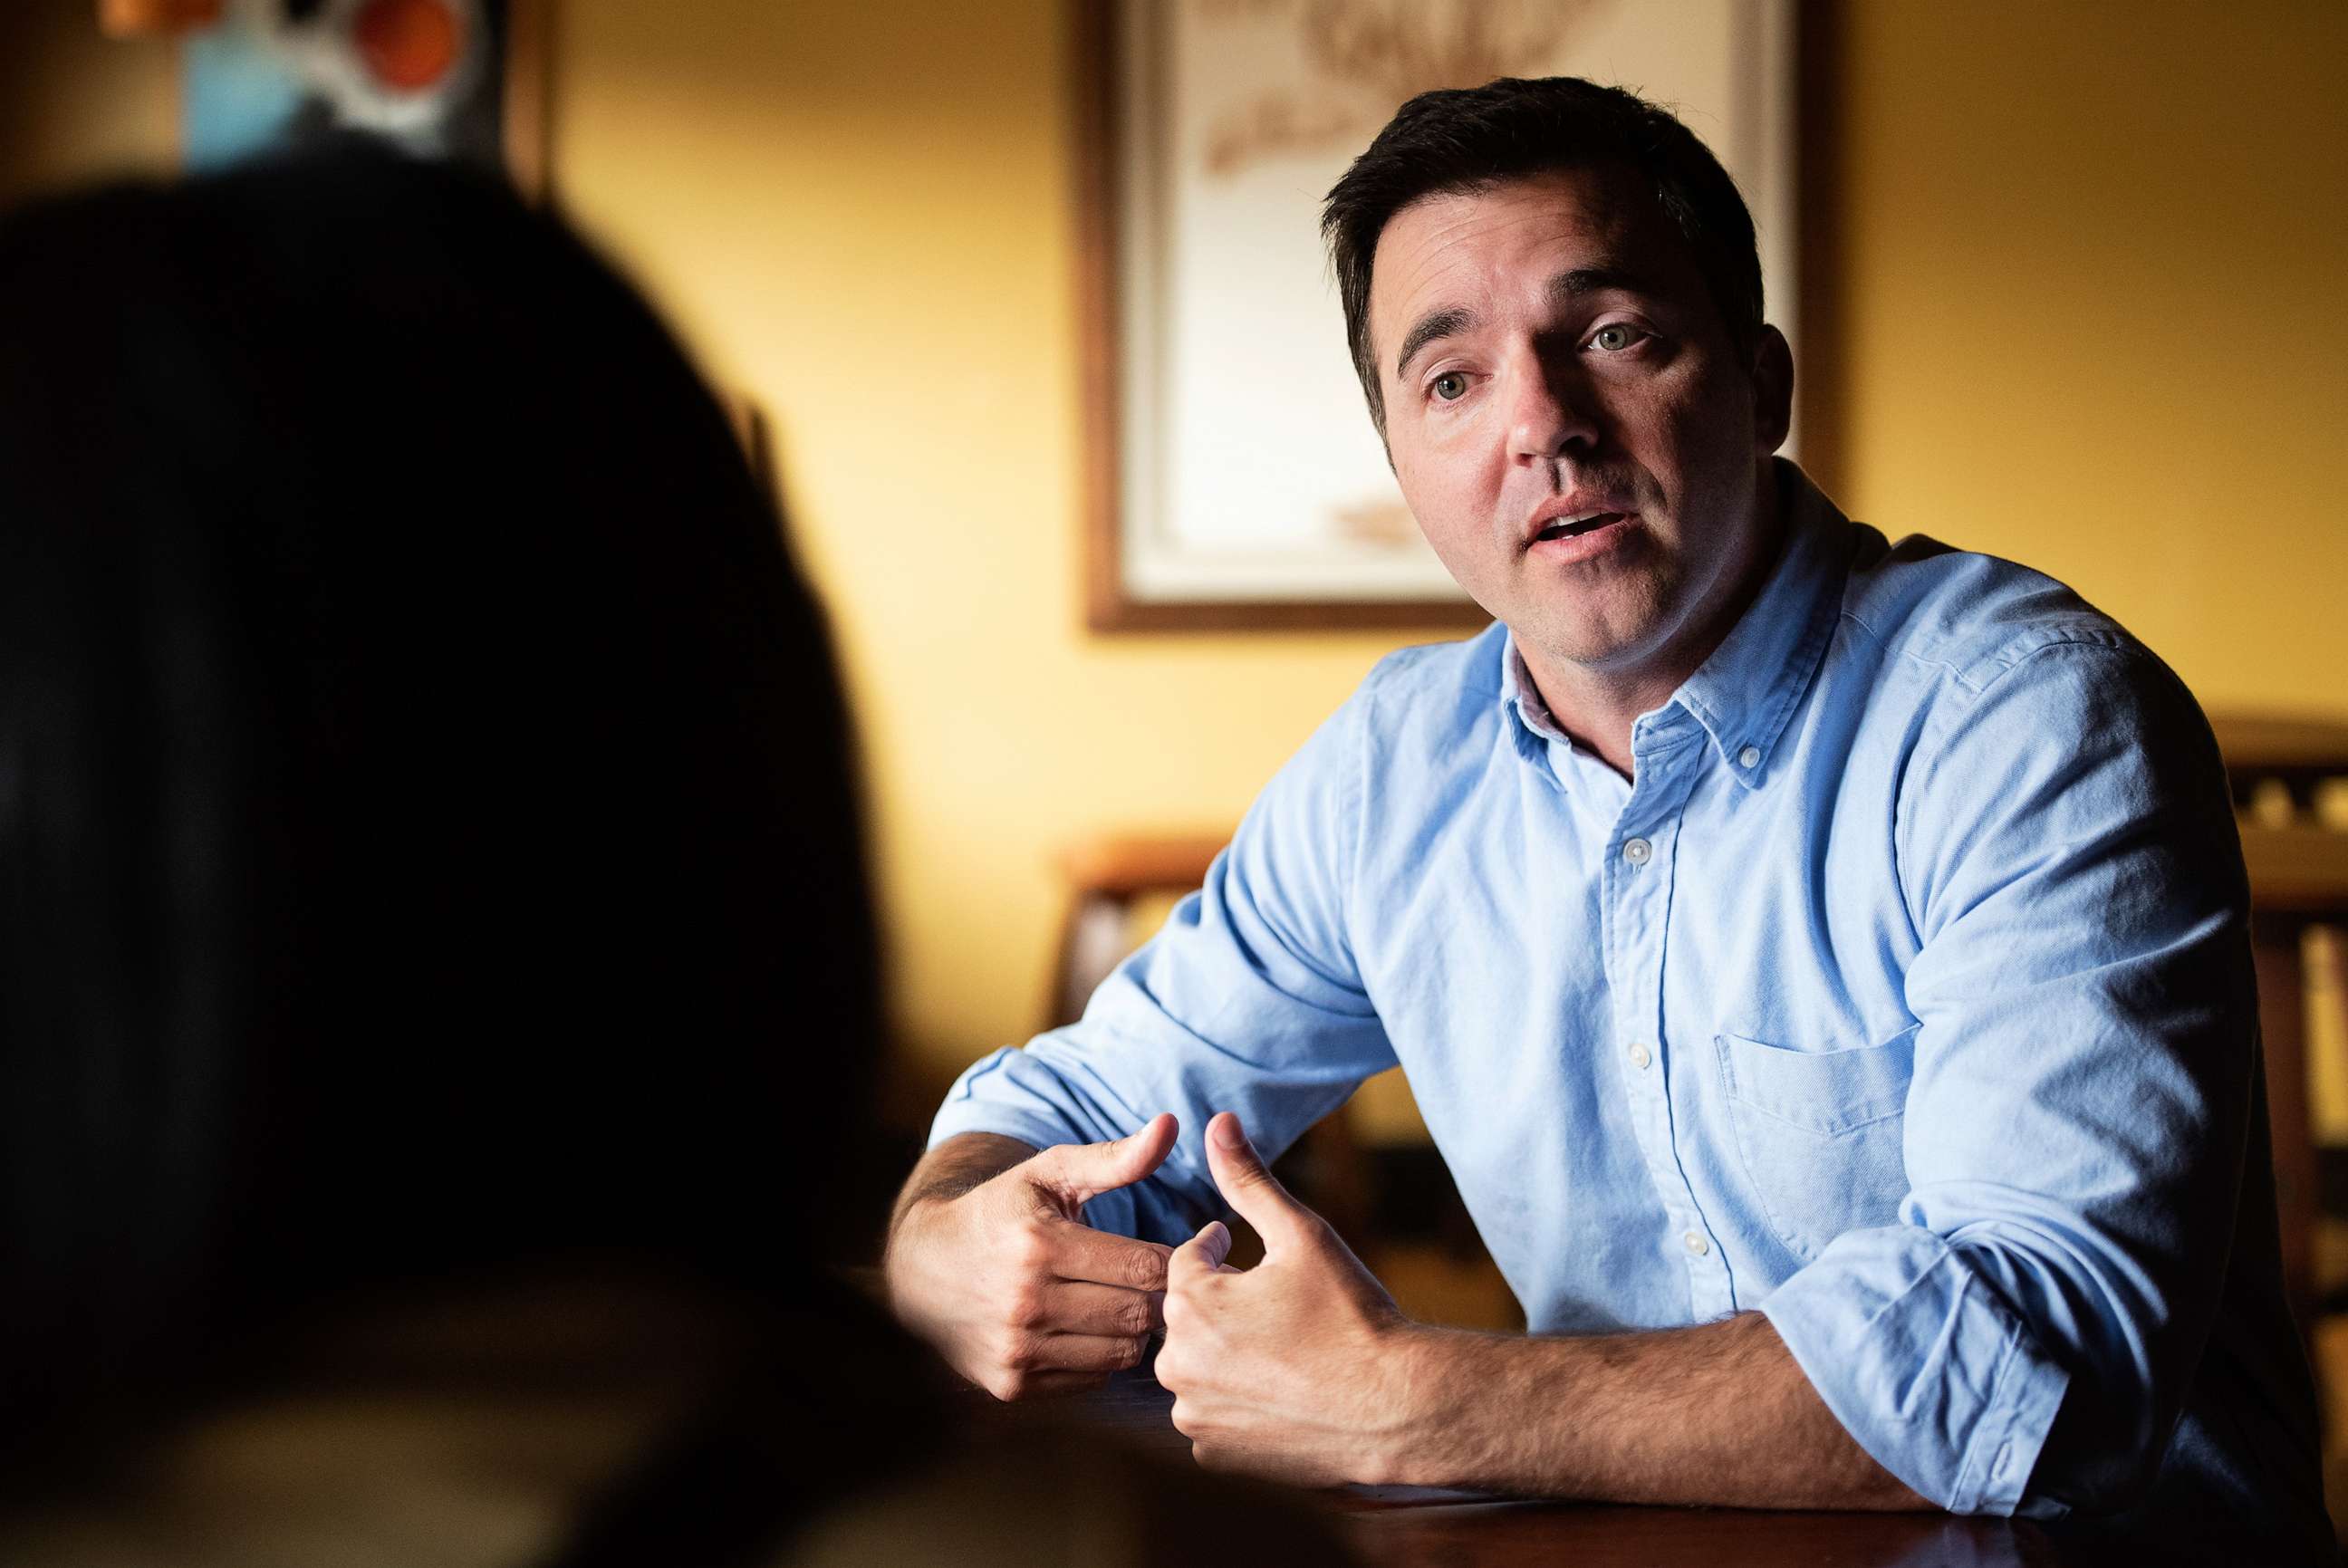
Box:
[1759,1226,2070,1515]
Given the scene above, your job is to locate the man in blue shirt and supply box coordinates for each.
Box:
[883,77,2328,1554]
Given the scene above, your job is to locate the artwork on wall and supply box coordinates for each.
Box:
[1074,0,1797,631]
[174,0,552,197]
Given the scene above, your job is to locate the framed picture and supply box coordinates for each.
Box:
[178,0,553,200]
[1074,0,1797,632]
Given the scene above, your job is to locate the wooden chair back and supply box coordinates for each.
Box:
[1044,832,1370,1243]
[2211,714,2348,1342]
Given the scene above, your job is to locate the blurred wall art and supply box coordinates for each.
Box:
[173,0,549,193]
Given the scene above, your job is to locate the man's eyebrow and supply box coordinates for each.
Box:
[1548,265,1658,303]
[1392,306,1476,382]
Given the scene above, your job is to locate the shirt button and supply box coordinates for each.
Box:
[1621,837,1652,866]
[1627,1042,1652,1070]
[1738,746,1761,768]
[1683,1230,1709,1256]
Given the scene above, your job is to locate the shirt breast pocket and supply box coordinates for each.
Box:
[1715,1025,1917,1262]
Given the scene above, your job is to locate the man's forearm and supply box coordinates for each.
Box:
[887,1130,1039,1238]
[1385,1311,1930,1509]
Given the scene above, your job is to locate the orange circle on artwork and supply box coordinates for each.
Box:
[353,0,466,93]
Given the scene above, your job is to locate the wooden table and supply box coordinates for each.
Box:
[1067,1374,2192,1567]
[1333,1499,2060,1567]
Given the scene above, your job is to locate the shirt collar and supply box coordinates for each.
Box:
[1495,458,1851,788]
[1500,633,1576,749]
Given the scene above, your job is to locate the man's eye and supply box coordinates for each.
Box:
[1431,371,1468,400]
[1590,323,1646,352]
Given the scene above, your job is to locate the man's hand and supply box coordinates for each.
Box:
[1156,1111,1417,1486]
[885,1115,1180,1400]
[1158,1117,1928,1509]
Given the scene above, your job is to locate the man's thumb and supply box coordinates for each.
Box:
[1169,1219,1233,1284]
[1032,1111,1179,1207]
[1202,1111,1307,1246]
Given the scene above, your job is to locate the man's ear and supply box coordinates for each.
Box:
[1751,324,1794,456]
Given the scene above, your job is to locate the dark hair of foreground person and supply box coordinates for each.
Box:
[0,148,1351,1567]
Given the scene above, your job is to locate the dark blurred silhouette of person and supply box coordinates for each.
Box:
[0,145,1350,1568]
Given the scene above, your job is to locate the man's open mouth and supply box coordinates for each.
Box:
[1533,511,1626,544]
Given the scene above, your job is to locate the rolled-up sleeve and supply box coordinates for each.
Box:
[1761,635,2255,1517]
[928,675,1400,1245]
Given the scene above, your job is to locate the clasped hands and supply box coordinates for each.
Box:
[884,1111,1423,1486]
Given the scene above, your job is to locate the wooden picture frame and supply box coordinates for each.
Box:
[1073,0,1797,633]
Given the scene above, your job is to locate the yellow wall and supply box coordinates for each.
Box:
[1815,0,2346,720]
[10,2,2345,1111]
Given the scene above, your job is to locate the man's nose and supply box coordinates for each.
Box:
[1504,348,1600,463]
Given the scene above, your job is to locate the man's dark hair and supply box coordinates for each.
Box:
[1322,76,1764,436]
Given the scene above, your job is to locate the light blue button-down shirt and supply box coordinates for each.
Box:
[931,463,2326,1555]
